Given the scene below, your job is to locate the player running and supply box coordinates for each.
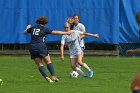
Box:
[127,12,140,93]
[67,15,87,70]
[60,23,99,78]
[67,15,86,49]
[24,16,71,83]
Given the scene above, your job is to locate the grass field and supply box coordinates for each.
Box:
[0,56,140,93]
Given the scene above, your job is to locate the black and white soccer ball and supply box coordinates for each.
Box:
[69,71,79,78]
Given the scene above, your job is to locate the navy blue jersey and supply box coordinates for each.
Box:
[27,25,53,43]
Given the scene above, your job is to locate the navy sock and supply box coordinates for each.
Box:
[38,66,47,78]
[47,63,55,76]
[133,90,140,93]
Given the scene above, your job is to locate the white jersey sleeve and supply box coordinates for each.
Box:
[75,30,84,35]
[80,23,86,32]
[61,35,66,45]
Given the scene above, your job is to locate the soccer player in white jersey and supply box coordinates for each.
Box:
[60,23,99,78]
[73,15,87,69]
[73,15,86,49]
[67,15,86,69]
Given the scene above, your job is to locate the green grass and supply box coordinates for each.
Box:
[0,56,140,93]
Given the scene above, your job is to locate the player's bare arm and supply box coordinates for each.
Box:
[51,31,71,35]
[80,35,86,40]
[83,32,99,38]
[60,44,65,61]
[127,49,140,54]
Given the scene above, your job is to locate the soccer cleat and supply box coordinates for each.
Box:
[53,78,59,82]
[52,77,59,82]
[88,70,94,78]
[46,77,54,83]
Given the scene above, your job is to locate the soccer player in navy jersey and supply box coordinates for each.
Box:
[24,16,70,83]
[127,12,140,93]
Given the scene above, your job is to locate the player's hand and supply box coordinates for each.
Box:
[93,34,99,38]
[26,25,31,29]
[127,50,134,54]
[60,56,64,62]
[67,32,71,35]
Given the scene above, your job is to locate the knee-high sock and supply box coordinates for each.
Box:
[75,67,86,76]
[76,62,81,68]
[47,63,55,76]
[39,66,48,78]
[83,63,91,71]
[133,90,140,93]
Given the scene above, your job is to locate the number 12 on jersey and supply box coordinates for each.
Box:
[33,29,40,35]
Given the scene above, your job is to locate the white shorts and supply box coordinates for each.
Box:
[70,55,77,58]
[70,52,83,58]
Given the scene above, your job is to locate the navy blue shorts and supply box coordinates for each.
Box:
[29,43,49,59]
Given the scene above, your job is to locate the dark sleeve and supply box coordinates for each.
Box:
[27,27,33,33]
[45,28,53,34]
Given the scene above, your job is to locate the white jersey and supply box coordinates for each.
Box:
[73,23,86,47]
[61,30,83,56]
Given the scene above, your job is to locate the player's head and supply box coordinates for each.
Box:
[136,12,140,25]
[36,16,48,25]
[64,22,71,31]
[73,14,80,25]
[67,17,74,30]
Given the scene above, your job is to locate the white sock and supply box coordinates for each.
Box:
[83,63,91,71]
[76,62,81,68]
[75,67,86,76]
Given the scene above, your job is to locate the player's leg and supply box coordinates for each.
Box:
[38,44,58,82]
[76,47,85,68]
[77,54,94,77]
[77,54,91,70]
[76,62,81,68]
[133,90,140,93]
[70,57,77,70]
[43,54,59,82]
[131,72,140,93]
[29,47,53,82]
[34,57,53,83]
[70,56,86,77]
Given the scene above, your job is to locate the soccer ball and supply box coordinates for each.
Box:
[70,71,79,78]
